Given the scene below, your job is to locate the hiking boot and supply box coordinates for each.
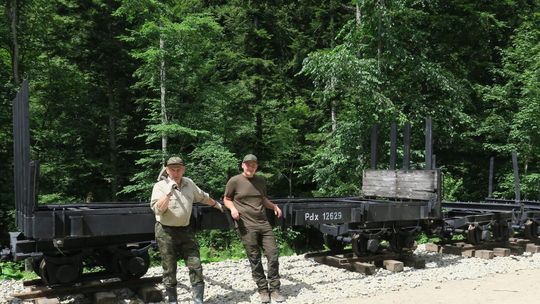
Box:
[193,283,204,304]
[166,287,178,304]
[258,290,270,303]
[270,290,285,302]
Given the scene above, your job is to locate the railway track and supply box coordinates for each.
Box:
[11,276,163,303]
[7,240,540,303]
[425,237,540,257]
[305,248,426,275]
[7,83,540,304]
[306,236,540,276]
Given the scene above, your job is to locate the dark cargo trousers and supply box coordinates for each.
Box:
[238,221,281,292]
[155,222,204,289]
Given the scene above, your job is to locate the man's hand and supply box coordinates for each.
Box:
[155,196,170,212]
[230,208,240,220]
[167,180,178,196]
[273,205,282,218]
[212,201,224,213]
[223,197,240,220]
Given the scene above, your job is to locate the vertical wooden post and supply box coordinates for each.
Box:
[370,125,378,169]
[403,122,411,170]
[389,123,396,170]
[425,117,432,170]
[488,156,494,197]
[512,152,521,202]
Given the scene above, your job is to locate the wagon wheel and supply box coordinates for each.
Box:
[323,234,344,252]
[351,234,368,256]
[492,221,511,242]
[524,220,538,240]
[118,249,150,280]
[466,225,482,245]
[30,256,43,277]
[105,249,150,280]
[39,256,82,285]
[389,233,415,253]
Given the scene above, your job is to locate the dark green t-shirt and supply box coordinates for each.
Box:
[224,174,268,227]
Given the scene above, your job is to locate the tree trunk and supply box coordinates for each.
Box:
[256,111,263,156]
[331,98,337,132]
[356,1,361,26]
[377,0,384,75]
[10,0,20,85]
[160,35,168,157]
[107,72,117,201]
[330,12,336,133]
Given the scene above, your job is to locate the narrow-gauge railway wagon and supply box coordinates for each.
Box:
[8,81,446,285]
[442,154,540,242]
[12,81,532,287]
[9,81,230,285]
[292,119,444,255]
[263,120,444,255]
[272,169,442,256]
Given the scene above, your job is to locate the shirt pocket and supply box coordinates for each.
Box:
[169,197,181,210]
[180,191,194,204]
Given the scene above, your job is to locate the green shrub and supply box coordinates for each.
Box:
[416,232,441,244]
[0,261,36,280]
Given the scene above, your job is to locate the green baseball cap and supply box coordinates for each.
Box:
[242,154,258,163]
[166,156,185,166]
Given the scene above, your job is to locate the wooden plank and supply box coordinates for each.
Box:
[424,243,441,252]
[34,298,59,304]
[525,243,540,253]
[383,260,404,272]
[351,262,377,275]
[137,286,163,303]
[402,256,426,269]
[94,292,117,304]
[362,170,439,200]
[13,276,162,300]
[362,170,398,198]
[475,250,494,259]
[493,248,511,257]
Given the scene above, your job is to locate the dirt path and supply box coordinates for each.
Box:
[340,267,540,304]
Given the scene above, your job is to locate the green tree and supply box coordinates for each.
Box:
[17,0,139,203]
[481,11,540,199]
[117,0,233,198]
[0,1,17,244]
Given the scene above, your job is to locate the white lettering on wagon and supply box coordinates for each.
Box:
[304,213,319,221]
[323,211,343,221]
[304,211,343,221]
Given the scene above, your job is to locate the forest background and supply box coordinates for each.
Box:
[0,0,539,252]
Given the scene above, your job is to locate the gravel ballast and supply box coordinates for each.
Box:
[2,245,540,304]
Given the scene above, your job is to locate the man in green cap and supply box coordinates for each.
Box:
[223,154,286,303]
[151,156,223,304]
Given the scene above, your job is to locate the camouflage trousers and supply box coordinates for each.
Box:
[237,221,281,292]
[155,222,204,289]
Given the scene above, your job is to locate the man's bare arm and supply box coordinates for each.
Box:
[262,197,282,218]
[223,196,240,220]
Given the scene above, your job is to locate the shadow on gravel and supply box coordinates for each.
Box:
[203,273,322,303]
[280,273,320,296]
[419,252,466,268]
[203,277,255,303]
